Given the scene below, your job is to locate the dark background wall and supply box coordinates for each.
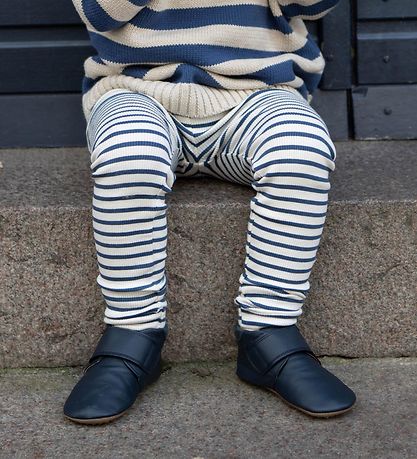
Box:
[0,0,416,147]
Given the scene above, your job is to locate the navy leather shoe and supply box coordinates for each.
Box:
[64,324,167,425]
[235,324,356,418]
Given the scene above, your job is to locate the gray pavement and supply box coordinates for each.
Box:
[1,358,416,459]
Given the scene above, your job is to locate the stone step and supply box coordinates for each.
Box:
[0,141,416,368]
[1,358,416,458]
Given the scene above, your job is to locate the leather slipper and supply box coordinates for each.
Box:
[235,324,356,418]
[63,324,167,425]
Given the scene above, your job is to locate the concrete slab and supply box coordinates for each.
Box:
[1,358,416,459]
[0,142,416,367]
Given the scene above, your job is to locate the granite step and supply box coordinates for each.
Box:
[0,141,416,368]
[1,358,416,458]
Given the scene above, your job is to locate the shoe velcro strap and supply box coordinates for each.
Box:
[89,326,164,375]
[245,326,313,375]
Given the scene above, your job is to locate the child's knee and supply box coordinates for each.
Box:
[91,148,175,193]
[87,119,177,192]
[251,119,336,187]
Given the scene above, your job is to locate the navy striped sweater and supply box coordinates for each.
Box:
[72,0,340,120]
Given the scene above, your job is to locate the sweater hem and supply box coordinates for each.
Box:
[81,76,308,121]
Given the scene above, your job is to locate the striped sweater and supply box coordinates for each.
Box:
[72,0,340,120]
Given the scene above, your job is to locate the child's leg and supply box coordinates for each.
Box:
[64,89,184,425]
[202,88,336,331]
[200,88,355,418]
[86,89,183,331]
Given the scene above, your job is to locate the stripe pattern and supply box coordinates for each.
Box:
[71,0,340,120]
[86,86,336,331]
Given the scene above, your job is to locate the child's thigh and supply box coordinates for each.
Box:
[202,89,336,183]
[86,89,182,166]
[86,90,183,192]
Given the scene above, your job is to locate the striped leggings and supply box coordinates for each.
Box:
[86,87,336,332]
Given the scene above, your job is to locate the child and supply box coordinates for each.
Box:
[64,0,356,424]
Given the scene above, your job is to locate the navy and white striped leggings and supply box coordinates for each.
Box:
[86,87,336,332]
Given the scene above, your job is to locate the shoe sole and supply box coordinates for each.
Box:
[237,374,355,418]
[266,387,356,418]
[64,410,128,425]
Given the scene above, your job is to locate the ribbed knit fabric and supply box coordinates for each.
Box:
[71,0,340,120]
[85,87,336,331]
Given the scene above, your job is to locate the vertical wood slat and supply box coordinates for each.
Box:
[311,90,349,140]
[319,0,352,90]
